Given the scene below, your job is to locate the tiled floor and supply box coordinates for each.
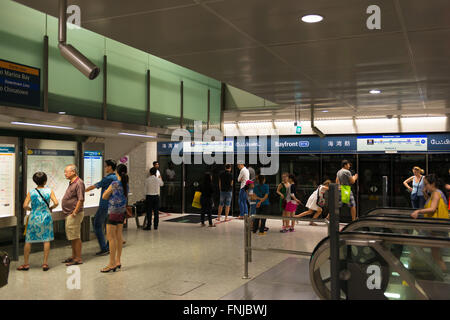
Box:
[0,214,328,300]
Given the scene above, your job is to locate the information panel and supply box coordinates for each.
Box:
[0,145,15,218]
[0,59,40,108]
[84,151,103,208]
[357,135,427,152]
[183,141,234,153]
[26,149,76,212]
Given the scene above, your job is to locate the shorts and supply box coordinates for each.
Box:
[339,191,356,208]
[285,201,298,213]
[219,191,232,207]
[65,211,85,241]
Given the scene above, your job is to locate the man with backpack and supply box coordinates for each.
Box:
[336,160,358,221]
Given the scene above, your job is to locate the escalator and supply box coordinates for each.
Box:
[309,216,450,299]
[363,207,415,217]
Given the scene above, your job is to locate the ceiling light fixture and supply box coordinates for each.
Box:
[118,132,156,138]
[370,89,382,94]
[10,122,74,130]
[301,14,324,23]
[322,110,329,113]
[58,111,66,115]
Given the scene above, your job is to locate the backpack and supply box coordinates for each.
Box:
[316,185,328,208]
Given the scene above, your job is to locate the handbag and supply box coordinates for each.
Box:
[109,211,125,222]
[126,205,134,218]
[341,185,351,204]
[192,191,202,209]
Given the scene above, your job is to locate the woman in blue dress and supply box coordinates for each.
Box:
[17,172,59,271]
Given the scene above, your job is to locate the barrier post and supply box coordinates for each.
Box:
[248,215,252,263]
[243,214,250,279]
[328,183,340,300]
[382,176,388,207]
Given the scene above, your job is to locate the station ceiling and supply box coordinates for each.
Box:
[14,0,450,120]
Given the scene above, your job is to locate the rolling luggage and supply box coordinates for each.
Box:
[0,251,10,288]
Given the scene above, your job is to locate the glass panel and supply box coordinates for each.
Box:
[428,154,450,194]
[209,87,221,129]
[158,155,182,213]
[392,154,426,208]
[106,39,147,125]
[150,67,181,129]
[0,0,45,110]
[183,79,208,130]
[47,16,104,118]
[358,154,391,215]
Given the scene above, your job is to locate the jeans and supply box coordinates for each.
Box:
[253,204,269,233]
[146,195,160,228]
[411,195,426,209]
[239,188,248,216]
[93,207,109,251]
[249,203,257,216]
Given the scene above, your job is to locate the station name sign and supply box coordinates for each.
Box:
[0,59,40,108]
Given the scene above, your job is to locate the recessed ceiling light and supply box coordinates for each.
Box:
[58,111,66,115]
[322,110,329,113]
[370,89,381,94]
[118,132,156,138]
[301,14,324,23]
[10,122,74,130]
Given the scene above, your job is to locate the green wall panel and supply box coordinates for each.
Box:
[183,79,208,129]
[209,87,221,129]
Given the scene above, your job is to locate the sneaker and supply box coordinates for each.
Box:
[289,228,295,232]
[95,250,109,256]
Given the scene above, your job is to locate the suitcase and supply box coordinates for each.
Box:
[0,251,10,288]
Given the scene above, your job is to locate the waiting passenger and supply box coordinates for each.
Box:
[17,172,59,271]
[101,164,129,272]
[252,175,270,235]
[199,172,216,227]
[284,174,301,232]
[276,172,290,232]
[237,162,250,219]
[445,168,450,211]
[411,174,449,271]
[61,164,85,266]
[85,159,117,256]
[336,160,358,221]
[403,166,426,209]
[295,180,331,226]
[144,167,164,231]
[217,164,233,222]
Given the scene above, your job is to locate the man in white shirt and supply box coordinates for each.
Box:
[237,163,250,219]
[153,161,161,179]
[144,167,164,230]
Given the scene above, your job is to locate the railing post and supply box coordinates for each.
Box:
[243,214,250,279]
[248,214,252,263]
[382,176,388,207]
[329,183,340,300]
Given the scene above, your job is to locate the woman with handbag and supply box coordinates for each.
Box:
[276,172,290,233]
[17,172,58,271]
[403,166,426,209]
[101,164,129,273]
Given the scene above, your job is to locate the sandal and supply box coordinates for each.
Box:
[100,266,117,273]
[17,264,30,271]
[62,257,74,264]
[66,260,83,266]
[42,264,50,271]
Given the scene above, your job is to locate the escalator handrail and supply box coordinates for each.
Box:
[310,230,450,262]
[363,207,415,216]
[343,218,450,233]
[361,214,450,223]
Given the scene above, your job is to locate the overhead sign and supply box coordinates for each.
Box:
[182,141,234,153]
[0,59,40,108]
[0,145,15,218]
[428,134,450,152]
[296,126,302,134]
[357,135,427,152]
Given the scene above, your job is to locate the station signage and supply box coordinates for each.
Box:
[357,135,427,152]
[0,59,40,108]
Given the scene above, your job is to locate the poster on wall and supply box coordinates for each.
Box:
[84,151,103,208]
[0,145,15,218]
[26,149,76,212]
[0,59,41,108]
[357,135,427,152]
